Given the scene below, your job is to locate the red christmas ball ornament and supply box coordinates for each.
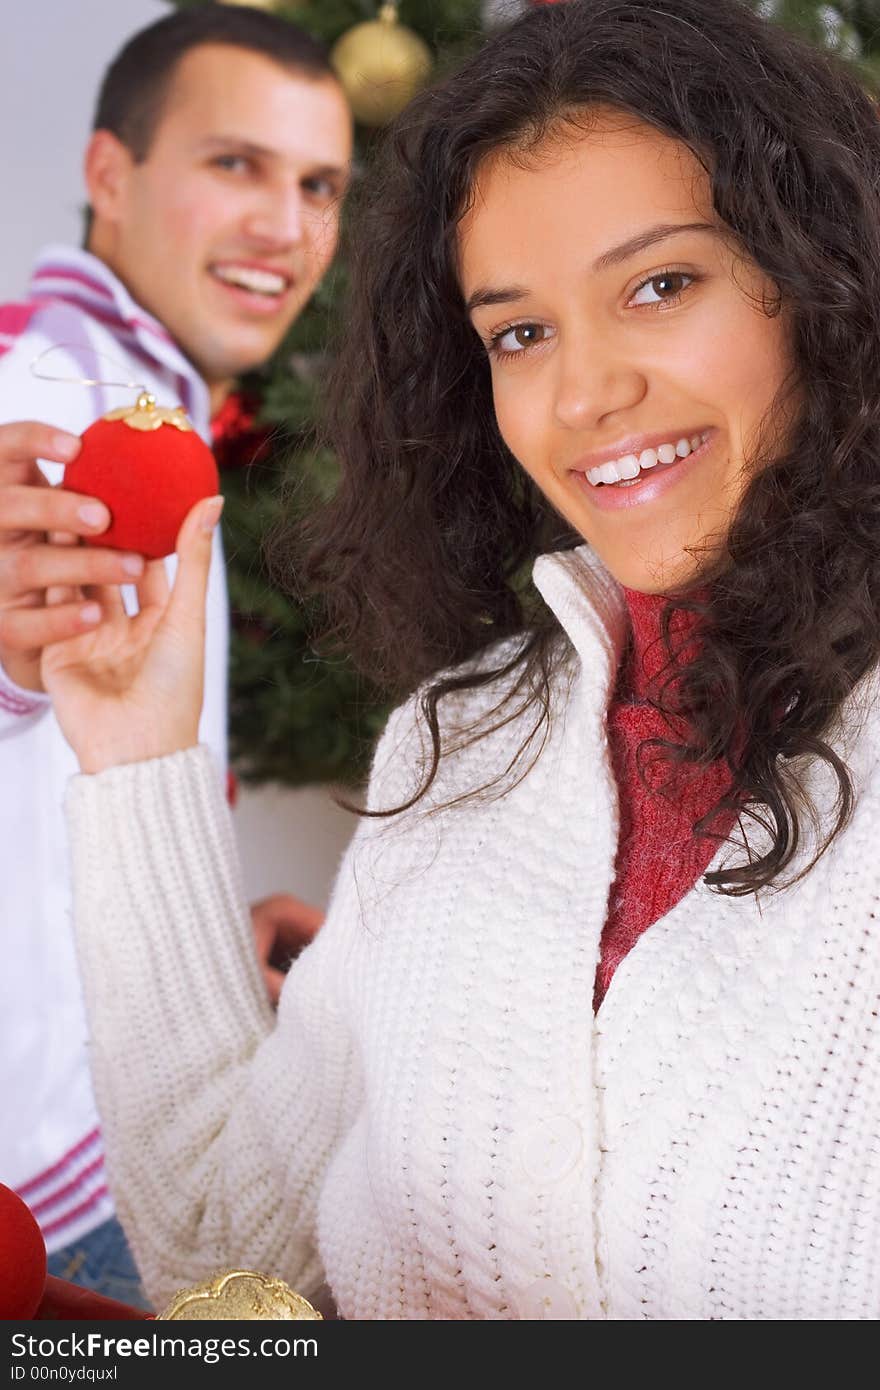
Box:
[64,392,220,560]
[0,1182,47,1319]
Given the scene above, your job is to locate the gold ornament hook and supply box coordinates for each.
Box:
[29,342,148,395]
[29,349,192,432]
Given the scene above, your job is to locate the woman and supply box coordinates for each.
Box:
[28,0,880,1317]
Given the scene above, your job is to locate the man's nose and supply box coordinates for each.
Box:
[243,182,305,247]
[552,338,647,431]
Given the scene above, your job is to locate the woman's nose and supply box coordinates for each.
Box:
[552,343,647,432]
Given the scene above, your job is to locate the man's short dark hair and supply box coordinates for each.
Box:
[94,2,336,160]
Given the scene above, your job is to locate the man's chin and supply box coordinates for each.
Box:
[193,338,294,392]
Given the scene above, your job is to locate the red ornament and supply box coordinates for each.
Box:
[64,392,220,560]
[0,1183,47,1319]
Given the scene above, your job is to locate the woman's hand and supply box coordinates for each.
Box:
[41,496,224,775]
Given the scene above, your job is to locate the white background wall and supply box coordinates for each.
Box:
[0,0,358,907]
[0,0,168,301]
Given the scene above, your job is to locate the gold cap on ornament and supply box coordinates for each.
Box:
[103,392,193,433]
[157,1270,323,1320]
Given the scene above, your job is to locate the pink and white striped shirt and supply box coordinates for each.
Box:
[0,245,229,1251]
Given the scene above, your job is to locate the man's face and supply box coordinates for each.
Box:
[87,43,352,397]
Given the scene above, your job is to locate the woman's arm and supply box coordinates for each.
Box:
[66,744,362,1312]
[39,489,360,1309]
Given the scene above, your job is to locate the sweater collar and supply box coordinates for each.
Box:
[532,545,628,701]
[533,545,880,808]
[533,546,710,700]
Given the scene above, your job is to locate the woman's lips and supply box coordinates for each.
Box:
[569,430,716,512]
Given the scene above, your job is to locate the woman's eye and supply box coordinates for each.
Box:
[630,271,693,306]
[491,322,553,355]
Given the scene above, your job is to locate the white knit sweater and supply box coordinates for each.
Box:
[66,547,880,1319]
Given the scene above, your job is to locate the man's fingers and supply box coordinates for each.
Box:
[45,530,82,607]
[0,422,80,481]
[255,893,325,939]
[261,965,285,1009]
[0,542,144,597]
[45,583,83,608]
[250,893,325,962]
[0,599,102,653]
[0,483,111,540]
[81,582,127,622]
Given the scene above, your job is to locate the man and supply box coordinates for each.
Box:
[0,4,351,1305]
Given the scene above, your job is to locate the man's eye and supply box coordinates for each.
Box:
[303,177,335,199]
[630,271,693,306]
[214,155,251,174]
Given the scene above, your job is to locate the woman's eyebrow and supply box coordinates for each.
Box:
[465,221,719,315]
[465,284,528,314]
[592,220,718,270]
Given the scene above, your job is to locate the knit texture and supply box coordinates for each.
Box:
[66,547,880,1319]
[597,589,737,1008]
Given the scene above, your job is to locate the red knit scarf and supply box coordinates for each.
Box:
[594,588,738,1009]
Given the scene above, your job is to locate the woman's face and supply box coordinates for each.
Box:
[457,112,795,593]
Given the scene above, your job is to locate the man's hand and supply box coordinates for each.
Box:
[0,422,147,691]
[250,893,325,1006]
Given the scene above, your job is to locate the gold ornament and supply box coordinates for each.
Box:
[216,0,310,10]
[331,3,432,127]
[102,392,193,433]
[157,1269,323,1320]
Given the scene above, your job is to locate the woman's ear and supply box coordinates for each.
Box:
[83,129,135,228]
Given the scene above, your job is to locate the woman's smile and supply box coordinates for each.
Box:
[569,428,715,511]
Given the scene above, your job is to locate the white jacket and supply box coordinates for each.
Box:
[0,246,228,1251]
[66,545,880,1318]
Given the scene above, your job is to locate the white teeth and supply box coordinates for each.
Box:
[213,264,287,296]
[584,431,709,487]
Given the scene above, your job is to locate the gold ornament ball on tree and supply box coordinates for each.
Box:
[216,0,309,10]
[215,1,310,11]
[331,3,433,127]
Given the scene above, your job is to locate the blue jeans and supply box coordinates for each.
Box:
[46,1216,153,1312]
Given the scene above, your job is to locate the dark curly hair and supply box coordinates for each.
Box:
[278,0,880,895]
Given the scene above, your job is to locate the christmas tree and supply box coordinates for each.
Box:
[168,1,484,788]
[168,0,880,788]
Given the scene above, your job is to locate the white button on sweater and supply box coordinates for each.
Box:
[66,547,880,1318]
